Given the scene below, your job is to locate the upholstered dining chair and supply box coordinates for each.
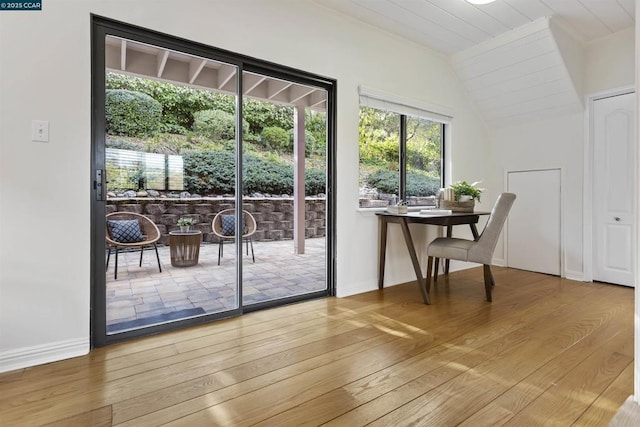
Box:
[425,192,516,302]
[211,209,257,265]
[106,212,162,280]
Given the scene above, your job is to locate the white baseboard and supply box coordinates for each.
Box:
[564,269,585,281]
[492,257,506,267]
[336,280,377,298]
[0,337,89,374]
[336,278,415,298]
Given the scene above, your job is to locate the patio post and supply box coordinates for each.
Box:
[293,105,306,254]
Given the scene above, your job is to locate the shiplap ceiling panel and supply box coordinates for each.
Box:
[543,0,620,41]
[352,0,477,48]
[454,31,554,79]
[618,0,635,16]
[313,0,635,54]
[424,0,513,37]
[450,18,584,127]
[581,0,634,33]
[317,0,465,52]
[389,0,492,42]
[506,0,555,20]
[459,51,564,89]
[468,65,566,101]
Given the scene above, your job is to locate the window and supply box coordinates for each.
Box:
[358,89,447,208]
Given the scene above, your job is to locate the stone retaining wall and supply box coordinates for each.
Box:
[106,197,326,245]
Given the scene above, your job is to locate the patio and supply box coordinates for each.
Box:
[106,238,326,334]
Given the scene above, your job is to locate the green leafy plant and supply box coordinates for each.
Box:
[450,180,483,201]
[177,217,196,227]
[261,126,290,151]
[192,109,249,141]
[105,89,162,137]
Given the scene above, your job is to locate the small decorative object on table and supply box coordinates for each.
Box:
[177,216,196,232]
[440,181,484,212]
[387,200,408,214]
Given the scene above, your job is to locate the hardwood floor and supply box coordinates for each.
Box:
[0,267,633,426]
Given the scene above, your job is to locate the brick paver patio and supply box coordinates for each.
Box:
[106,238,326,333]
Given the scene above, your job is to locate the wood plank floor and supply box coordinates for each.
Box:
[0,267,633,426]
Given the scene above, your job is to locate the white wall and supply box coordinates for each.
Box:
[488,27,635,280]
[585,27,635,95]
[489,113,584,276]
[0,0,492,371]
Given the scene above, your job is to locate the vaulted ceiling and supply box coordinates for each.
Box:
[313,0,635,55]
[314,0,635,127]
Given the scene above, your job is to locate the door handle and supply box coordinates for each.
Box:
[94,169,107,201]
[614,217,621,222]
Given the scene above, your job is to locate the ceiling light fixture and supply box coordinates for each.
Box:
[466,0,497,4]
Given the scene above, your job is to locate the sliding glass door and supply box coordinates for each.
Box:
[240,71,328,310]
[92,17,335,345]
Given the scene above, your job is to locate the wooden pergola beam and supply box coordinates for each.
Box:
[189,59,207,84]
[217,65,236,90]
[267,80,291,99]
[105,36,327,112]
[157,50,169,78]
[289,85,315,103]
[243,74,267,95]
[120,39,127,71]
[293,105,306,254]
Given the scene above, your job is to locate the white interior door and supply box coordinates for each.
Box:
[592,93,636,287]
[507,169,561,275]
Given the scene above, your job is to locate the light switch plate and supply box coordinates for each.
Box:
[32,120,49,142]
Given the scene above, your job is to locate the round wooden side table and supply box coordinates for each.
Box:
[169,230,202,267]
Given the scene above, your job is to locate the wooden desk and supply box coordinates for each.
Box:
[376,211,490,304]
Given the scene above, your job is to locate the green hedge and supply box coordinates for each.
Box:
[192,109,250,143]
[406,171,441,197]
[366,169,440,197]
[261,126,290,151]
[106,73,296,135]
[183,149,325,196]
[105,90,162,137]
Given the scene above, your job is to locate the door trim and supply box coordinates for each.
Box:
[583,86,635,283]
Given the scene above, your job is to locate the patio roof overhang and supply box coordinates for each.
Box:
[105,35,327,112]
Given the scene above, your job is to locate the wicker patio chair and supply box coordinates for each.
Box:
[211,209,257,265]
[106,212,162,280]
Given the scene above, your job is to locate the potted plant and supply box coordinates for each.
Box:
[177,216,196,232]
[450,180,483,202]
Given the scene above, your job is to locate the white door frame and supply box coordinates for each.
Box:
[583,86,636,282]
